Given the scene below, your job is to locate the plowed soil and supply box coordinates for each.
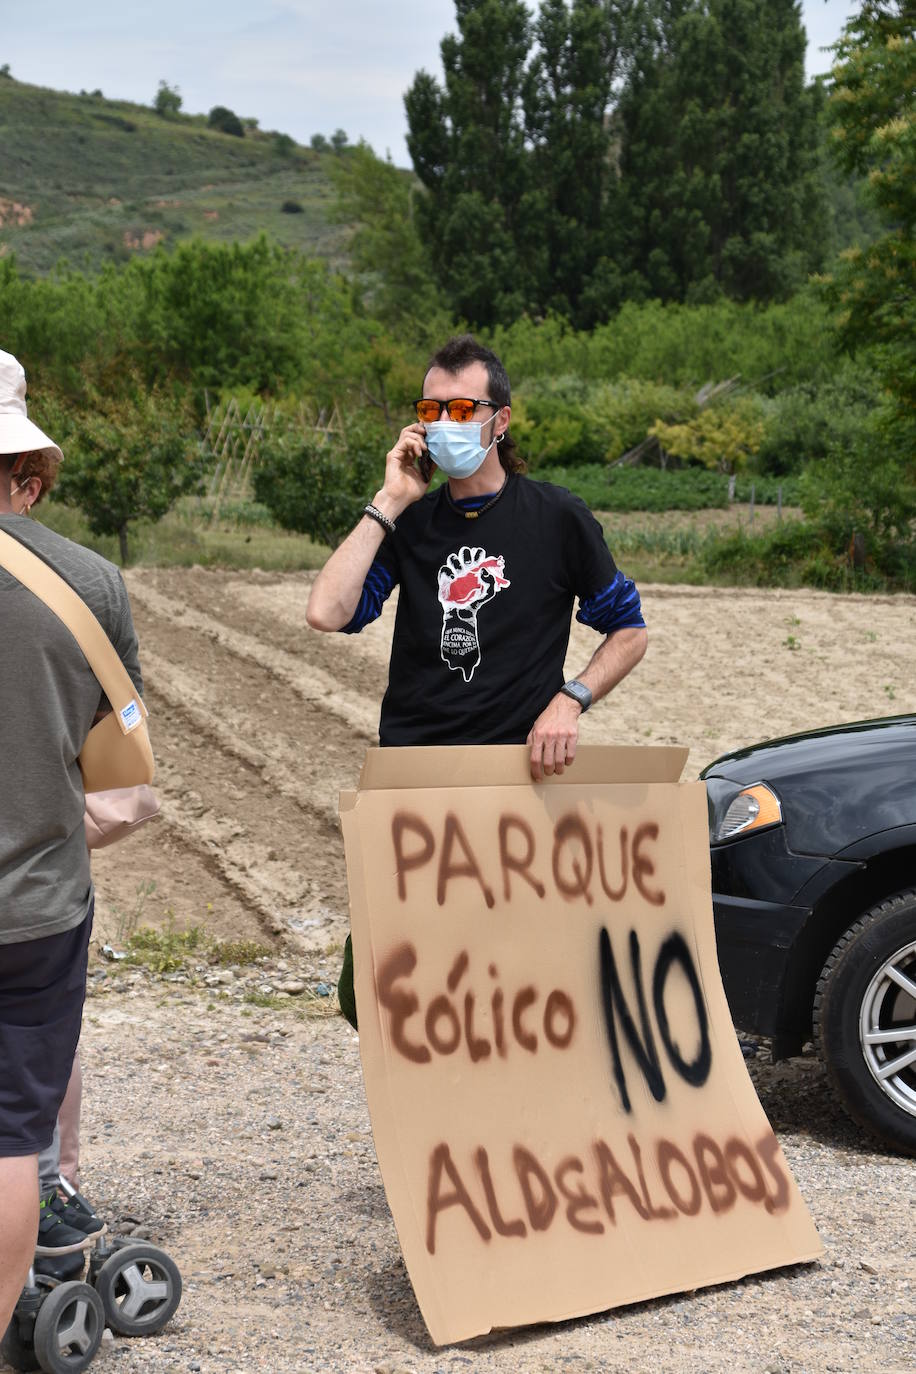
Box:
[74,569,916,1374]
[92,569,916,958]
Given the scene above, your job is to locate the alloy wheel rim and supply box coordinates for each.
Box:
[859,938,916,1118]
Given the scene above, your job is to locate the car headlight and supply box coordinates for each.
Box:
[705,780,783,845]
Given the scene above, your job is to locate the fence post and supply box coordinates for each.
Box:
[852,531,866,569]
[727,474,736,504]
[749,484,756,526]
[777,484,782,522]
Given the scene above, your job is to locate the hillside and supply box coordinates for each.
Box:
[0,78,348,274]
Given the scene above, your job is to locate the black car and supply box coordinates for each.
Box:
[702,714,916,1155]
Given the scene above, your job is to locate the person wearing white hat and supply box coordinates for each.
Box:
[0,351,145,1332]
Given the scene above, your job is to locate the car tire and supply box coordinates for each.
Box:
[813,890,916,1156]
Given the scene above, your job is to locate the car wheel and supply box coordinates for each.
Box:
[813,889,916,1155]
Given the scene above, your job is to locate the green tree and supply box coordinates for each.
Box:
[615,0,827,302]
[153,80,182,118]
[118,238,338,395]
[822,1,915,419]
[52,387,205,564]
[522,0,632,323]
[328,141,444,333]
[405,0,534,326]
[207,105,245,137]
[310,133,330,152]
[0,242,417,418]
[811,1,915,557]
[330,128,349,152]
[254,416,390,548]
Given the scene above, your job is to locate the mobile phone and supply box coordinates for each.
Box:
[418,450,433,484]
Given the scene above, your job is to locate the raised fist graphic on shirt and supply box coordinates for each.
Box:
[437,545,510,683]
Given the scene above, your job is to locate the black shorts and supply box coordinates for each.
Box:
[0,905,93,1157]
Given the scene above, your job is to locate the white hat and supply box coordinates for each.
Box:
[0,350,64,463]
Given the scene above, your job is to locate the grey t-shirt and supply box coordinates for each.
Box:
[0,515,143,944]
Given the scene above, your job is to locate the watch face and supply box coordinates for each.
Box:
[562,680,591,710]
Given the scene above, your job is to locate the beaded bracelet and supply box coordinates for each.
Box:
[363,503,396,534]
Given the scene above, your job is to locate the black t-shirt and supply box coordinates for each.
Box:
[373,475,617,746]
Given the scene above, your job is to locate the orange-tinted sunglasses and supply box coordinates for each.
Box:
[414,397,499,424]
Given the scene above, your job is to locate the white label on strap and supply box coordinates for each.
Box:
[120,700,142,733]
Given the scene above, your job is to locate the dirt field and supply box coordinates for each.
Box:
[73,569,916,1374]
[92,568,916,957]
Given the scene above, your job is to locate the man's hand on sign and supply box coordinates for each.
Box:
[383,423,434,508]
[526,628,648,781]
[527,692,582,781]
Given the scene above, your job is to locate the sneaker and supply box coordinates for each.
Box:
[48,1190,105,1238]
[35,1192,92,1256]
[33,1246,86,1282]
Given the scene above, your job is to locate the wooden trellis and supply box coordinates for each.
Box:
[202,394,345,523]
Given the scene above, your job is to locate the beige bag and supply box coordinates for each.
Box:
[0,529,155,799]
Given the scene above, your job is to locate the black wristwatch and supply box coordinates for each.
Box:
[560,679,592,712]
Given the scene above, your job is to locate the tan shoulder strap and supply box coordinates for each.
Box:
[0,528,147,736]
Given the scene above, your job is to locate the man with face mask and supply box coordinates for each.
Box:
[307,334,647,778]
[0,351,144,1335]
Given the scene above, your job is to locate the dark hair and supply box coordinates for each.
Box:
[425,334,526,474]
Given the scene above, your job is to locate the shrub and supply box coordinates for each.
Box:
[492,292,836,390]
[253,416,389,548]
[511,378,599,467]
[584,378,696,461]
[153,80,181,118]
[650,396,766,474]
[799,418,916,550]
[755,370,880,475]
[699,519,914,592]
[51,384,206,564]
[207,105,245,137]
[281,200,304,214]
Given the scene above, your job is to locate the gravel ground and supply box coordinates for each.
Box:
[51,961,913,1374]
[13,570,912,1374]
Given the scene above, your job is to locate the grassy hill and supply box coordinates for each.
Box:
[0,78,348,274]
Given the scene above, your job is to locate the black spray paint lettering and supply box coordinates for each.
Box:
[599,927,712,1113]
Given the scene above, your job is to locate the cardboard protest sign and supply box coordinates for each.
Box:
[340,746,822,1346]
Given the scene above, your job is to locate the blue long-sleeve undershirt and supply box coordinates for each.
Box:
[576,570,645,634]
[340,560,396,634]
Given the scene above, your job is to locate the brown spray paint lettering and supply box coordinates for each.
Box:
[425,1130,792,1254]
[376,945,577,1064]
[391,811,666,909]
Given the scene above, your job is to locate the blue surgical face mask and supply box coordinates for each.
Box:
[425,419,498,481]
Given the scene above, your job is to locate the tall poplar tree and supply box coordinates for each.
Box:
[522,0,632,322]
[405,0,631,326]
[405,0,533,326]
[615,0,827,302]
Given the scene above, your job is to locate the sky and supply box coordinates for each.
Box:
[4,1,861,168]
